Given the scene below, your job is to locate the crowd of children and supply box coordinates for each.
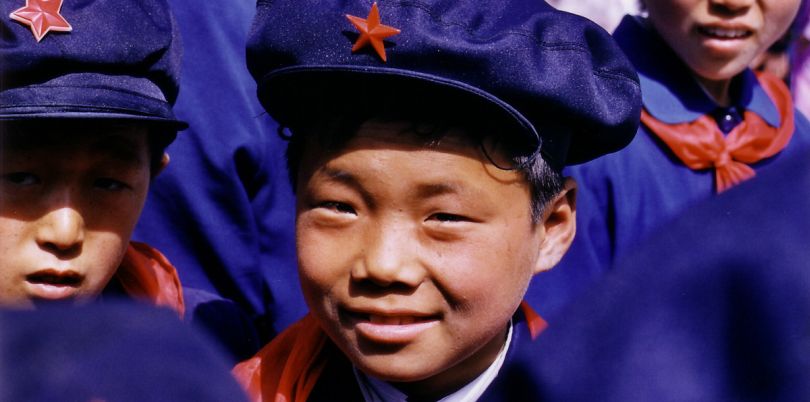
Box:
[1,0,808,400]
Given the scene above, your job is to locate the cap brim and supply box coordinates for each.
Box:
[258,66,543,155]
[0,112,188,131]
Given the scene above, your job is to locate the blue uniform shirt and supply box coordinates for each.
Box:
[525,16,810,320]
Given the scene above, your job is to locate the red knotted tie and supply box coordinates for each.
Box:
[640,72,794,192]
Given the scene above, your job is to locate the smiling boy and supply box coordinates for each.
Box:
[0,0,186,312]
[530,0,810,317]
[233,1,641,400]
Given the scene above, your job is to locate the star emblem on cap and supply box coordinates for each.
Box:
[346,2,400,62]
[9,0,72,42]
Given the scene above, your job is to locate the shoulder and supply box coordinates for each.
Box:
[116,242,185,316]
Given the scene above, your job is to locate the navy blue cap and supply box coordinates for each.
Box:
[246,0,642,166]
[0,302,248,402]
[0,0,187,130]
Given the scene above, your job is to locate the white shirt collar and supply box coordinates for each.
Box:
[354,321,513,402]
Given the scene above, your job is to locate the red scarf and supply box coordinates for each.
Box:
[640,71,794,192]
[233,301,546,402]
[114,241,185,317]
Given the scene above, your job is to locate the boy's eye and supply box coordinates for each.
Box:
[3,172,39,186]
[428,212,469,223]
[94,178,129,191]
[317,201,357,215]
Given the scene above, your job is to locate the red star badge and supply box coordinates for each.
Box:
[346,2,400,62]
[9,0,72,42]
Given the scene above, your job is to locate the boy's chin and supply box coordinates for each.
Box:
[348,343,445,382]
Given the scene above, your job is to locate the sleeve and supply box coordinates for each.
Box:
[133,0,307,361]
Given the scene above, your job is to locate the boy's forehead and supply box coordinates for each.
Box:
[302,123,526,188]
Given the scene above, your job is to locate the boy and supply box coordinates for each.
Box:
[530,0,810,318]
[234,1,641,400]
[0,0,185,313]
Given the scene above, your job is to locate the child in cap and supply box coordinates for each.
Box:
[0,0,185,314]
[529,0,810,317]
[233,1,641,400]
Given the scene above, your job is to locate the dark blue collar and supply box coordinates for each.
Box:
[613,16,780,127]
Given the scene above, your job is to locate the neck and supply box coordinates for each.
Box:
[694,75,733,107]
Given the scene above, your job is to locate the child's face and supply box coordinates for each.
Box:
[645,0,801,82]
[0,124,153,308]
[295,120,574,396]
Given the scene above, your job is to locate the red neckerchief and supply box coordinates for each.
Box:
[232,301,546,402]
[114,241,185,317]
[640,71,794,192]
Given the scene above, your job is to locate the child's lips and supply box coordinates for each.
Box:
[344,308,441,344]
[697,25,753,40]
[693,23,755,57]
[25,269,83,300]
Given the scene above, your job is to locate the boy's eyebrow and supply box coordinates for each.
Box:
[414,182,465,199]
[320,167,374,202]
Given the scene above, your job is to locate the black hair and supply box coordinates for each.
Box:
[282,104,564,223]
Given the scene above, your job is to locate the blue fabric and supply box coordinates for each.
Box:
[133,0,306,362]
[0,302,248,402]
[527,150,810,401]
[525,15,810,320]
[306,308,542,401]
[0,0,185,128]
[246,0,642,167]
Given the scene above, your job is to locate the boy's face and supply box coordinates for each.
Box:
[645,0,801,81]
[0,123,153,308]
[295,120,575,396]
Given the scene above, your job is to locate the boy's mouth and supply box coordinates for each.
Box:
[697,25,752,40]
[369,315,421,325]
[25,269,83,300]
[343,308,441,344]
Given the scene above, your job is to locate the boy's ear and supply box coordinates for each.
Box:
[151,153,170,178]
[533,177,577,274]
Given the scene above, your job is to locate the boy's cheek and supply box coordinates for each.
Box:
[0,218,128,306]
[83,232,129,281]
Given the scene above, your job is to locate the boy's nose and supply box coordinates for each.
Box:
[36,207,85,256]
[710,0,754,13]
[352,223,424,288]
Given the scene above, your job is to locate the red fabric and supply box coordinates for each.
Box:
[640,71,795,192]
[232,302,546,402]
[114,241,185,317]
[232,313,328,402]
[520,301,547,340]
